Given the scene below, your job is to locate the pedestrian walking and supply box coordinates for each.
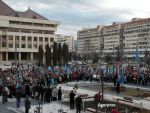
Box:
[24,96,31,113]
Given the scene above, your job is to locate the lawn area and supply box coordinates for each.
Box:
[81,83,150,97]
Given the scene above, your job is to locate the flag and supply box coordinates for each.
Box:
[118,67,125,84]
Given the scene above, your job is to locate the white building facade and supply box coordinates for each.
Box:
[0,1,59,62]
[77,25,103,54]
[77,18,150,61]
[56,34,73,52]
[123,18,150,60]
[103,22,123,57]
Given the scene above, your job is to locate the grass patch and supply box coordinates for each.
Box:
[81,83,150,97]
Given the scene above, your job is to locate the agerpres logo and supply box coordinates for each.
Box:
[97,103,116,108]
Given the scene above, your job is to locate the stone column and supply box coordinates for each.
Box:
[6,52,8,61]
[0,52,2,61]
[31,53,33,61]
[19,52,21,62]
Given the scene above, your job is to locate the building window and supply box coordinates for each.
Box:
[8,28,19,32]
[28,37,32,41]
[2,36,7,47]
[44,31,54,34]
[15,44,19,48]
[39,37,43,41]
[9,43,13,48]
[34,37,37,41]
[22,36,26,41]
[32,30,42,34]
[34,44,37,48]
[21,44,25,48]
[45,37,48,42]
[39,44,43,48]
[9,36,13,40]
[21,29,31,33]
[50,38,54,42]
[28,44,32,48]
[15,36,19,40]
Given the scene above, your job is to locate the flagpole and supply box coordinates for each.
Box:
[136,38,139,90]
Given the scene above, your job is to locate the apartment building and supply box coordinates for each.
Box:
[103,22,123,57]
[0,0,59,61]
[77,25,103,54]
[77,18,150,61]
[56,34,73,52]
[123,18,150,60]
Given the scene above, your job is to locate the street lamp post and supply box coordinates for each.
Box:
[101,70,104,101]
[136,38,139,90]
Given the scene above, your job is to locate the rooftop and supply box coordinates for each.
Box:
[0,0,47,20]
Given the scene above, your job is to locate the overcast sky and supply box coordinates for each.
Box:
[4,0,150,39]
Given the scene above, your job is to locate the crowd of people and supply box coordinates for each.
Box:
[0,62,149,112]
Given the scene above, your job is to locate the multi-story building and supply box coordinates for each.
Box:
[73,40,78,52]
[56,34,65,44]
[103,22,123,57]
[77,18,150,61]
[0,0,59,62]
[56,34,73,52]
[123,18,150,60]
[65,35,73,52]
[77,25,103,55]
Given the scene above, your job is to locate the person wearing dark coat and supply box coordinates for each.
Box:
[25,84,30,96]
[45,86,52,102]
[24,96,31,113]
[116,81,120,94]
[69,90,75,110]
[76,95,82,113]
[2,87,7,104]
[58,87,62,100]
[16,87,22,108]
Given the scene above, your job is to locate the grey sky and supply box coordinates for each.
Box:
[4,0,150,38]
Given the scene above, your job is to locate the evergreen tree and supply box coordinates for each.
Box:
[38,45,44,66]
[62,43,69,64]
[58,43,62,66]
[115,46,121,62]
[53,42,58,66]
[45,44,51,66]
[69,52,72,61]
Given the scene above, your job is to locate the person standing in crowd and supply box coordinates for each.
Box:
[0,85,2,96]
[58,87,62,101]
[2,86,7,104]
[5,86,9,102]
[116,81,120,94]
[25,84,30,96]
[94,91,101,112]
[111,107,119,113]
[24,95,31,113]
[69,90,75,110]
[52,86,58,101]
[76,95,82,113]
[45,86,52,102]
[16,87,22,108]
